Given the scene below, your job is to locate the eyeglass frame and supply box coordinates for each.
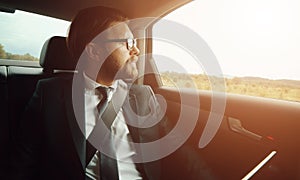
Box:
[104,38,137,51]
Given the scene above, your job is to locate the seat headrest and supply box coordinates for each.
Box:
[40,36,76,71]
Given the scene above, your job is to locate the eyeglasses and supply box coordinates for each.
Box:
[104,38,137,51]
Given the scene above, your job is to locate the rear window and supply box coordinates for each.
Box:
[0,10,70,62]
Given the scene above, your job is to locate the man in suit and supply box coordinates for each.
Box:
[11,6,167,180]
[11,6,217,180]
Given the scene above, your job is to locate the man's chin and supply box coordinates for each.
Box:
[115,69,138,82]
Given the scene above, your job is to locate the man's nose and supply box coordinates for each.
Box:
[130,45,140,56]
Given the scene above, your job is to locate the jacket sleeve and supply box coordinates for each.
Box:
[134,85,219,180]
[10,80,44,180]
[128,84,169,141]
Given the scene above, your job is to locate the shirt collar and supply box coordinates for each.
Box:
[83,72,118,91]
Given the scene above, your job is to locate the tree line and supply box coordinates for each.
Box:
[0,43,39,61]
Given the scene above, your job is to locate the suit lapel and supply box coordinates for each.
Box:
[64,74,86,169]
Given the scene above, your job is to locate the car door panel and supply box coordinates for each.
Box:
[154,87,300,179]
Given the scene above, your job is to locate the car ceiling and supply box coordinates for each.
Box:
[0,0,192,21]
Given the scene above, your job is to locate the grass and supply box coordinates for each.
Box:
[161,72,300,102]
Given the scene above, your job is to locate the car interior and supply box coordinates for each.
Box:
[0,0,300,179]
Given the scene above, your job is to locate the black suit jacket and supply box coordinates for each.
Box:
[11,74,165,180]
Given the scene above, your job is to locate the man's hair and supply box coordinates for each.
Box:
[67,6,128,61]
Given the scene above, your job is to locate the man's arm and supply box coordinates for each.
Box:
[10,81,44,180]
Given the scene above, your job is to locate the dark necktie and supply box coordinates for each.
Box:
[86,87,110,167]
[96,86,110,117]
[91,86,119,180]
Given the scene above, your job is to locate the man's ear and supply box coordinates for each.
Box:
[85,42,102,61]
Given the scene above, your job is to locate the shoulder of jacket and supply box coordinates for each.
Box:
[37,76,73,88]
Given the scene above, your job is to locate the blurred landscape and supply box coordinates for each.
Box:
[0,43,38,61]
[161,72,300,102]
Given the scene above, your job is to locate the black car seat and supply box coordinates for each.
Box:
[8,36,75,178]
[0,65,8,179]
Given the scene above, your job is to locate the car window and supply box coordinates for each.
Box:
[152,0,300,102]
[0,10,70,62]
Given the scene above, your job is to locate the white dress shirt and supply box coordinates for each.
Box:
[83,73,142,180]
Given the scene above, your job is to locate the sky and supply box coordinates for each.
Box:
[0,1,299,81]
[153,0,300,81]
[0,10,70,58]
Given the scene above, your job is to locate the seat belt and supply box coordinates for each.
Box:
[86,85,128,166]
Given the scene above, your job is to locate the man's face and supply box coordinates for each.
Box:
[98,22,140,82]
